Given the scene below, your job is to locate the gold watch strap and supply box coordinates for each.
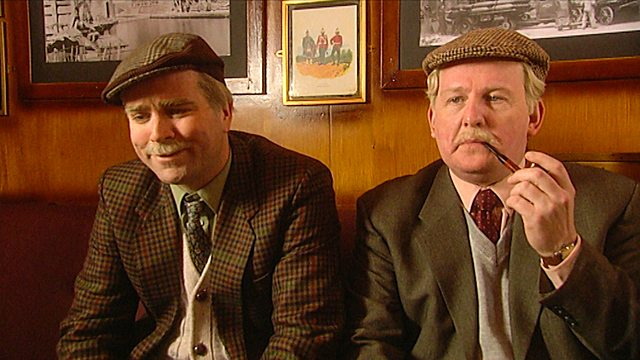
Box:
[541,238,578,268]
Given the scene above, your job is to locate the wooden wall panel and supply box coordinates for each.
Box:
[0,98,132,200]
[533,80,640,154]
[1,0,639,208]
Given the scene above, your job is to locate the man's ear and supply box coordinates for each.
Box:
[427,106,436,138]
[527,99,545,137]
[222,102,233,132]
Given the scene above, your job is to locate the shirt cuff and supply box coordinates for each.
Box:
[540,236,582,289]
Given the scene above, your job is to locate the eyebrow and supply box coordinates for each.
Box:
[124,104,148,113]
[158,98,197,108]
[484,86,513,95]
[124,98,196,113]
[440,86,514,97]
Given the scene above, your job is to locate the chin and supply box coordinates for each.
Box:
[152,168,187,185]
[450,155,490,172]
[459,164,510,186]
[449,160,494,179]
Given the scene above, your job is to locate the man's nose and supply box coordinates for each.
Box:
[461,101,486,127]
[149,114,175,142]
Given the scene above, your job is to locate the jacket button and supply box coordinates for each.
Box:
[195,289,209,302]
[193,343,208,356]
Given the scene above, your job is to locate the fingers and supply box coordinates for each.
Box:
[505,151,577,255]
[524,151,574,191]
[507,151,575,200]
[506,151,575,213]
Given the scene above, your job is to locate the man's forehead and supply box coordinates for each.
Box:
[440,59,523,73]
[437,61,526,95]
[439,60,524,82]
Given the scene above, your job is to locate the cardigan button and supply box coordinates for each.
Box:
[193,343,208,356]
[195,289,209,302]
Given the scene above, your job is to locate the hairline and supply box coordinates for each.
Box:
[196,72,234,112]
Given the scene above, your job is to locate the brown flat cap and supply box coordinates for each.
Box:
[102,32,225,105]
[422,27,550,81]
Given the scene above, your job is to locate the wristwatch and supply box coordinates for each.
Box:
[541,238,578,268]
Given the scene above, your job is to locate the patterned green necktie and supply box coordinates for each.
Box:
[183,193,211,273]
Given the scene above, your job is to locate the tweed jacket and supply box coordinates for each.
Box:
[58,131,344,359]
[346,160,640,359]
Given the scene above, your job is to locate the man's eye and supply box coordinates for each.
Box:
[168,108,190,117]
[128,113,149,123]
[447,96,464,104]
[487,95,505,102]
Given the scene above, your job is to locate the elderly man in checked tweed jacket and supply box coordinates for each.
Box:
[57,33,344,359]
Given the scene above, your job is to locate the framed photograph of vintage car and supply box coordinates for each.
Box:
[382,0,640,89]
[282,0,366,105]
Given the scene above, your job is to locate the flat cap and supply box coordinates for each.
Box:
[102,32,225,105]
[422,27,550,81]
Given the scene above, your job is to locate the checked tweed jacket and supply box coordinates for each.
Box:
[58,131,345,359]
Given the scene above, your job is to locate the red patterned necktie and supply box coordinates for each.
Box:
[470,189,504,243]
[183,193,212,273]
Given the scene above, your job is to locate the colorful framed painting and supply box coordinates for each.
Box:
[283,0,366,105]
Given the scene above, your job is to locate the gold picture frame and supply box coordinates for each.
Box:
[282,0,366,105]
[0,18,6,115]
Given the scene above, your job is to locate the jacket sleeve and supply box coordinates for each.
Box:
[541,180,640,359]
[57,174,139,359]
[261,163,345,359]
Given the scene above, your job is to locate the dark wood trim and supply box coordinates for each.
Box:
[554,152,640,162]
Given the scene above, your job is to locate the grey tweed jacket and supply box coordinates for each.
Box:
[346,160,640,359]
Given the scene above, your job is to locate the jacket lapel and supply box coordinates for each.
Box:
[508,214,543,360]
[416,166,479,359]
[132,180,183,330]
[209,135,259,357]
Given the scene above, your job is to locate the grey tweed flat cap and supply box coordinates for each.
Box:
[422,27,550,81]
[102,32,225,105]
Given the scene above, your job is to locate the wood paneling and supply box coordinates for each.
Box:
[1,0,639,208]
[533,80,640,154]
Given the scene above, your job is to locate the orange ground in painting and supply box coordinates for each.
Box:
[296,62,351,79]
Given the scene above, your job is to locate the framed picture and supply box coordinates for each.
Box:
[282,0,366,105]
[381,0,640,89]
[12,0,265,101]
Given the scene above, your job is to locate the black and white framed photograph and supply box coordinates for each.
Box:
[14,0,265,100]
[382,0,640,89]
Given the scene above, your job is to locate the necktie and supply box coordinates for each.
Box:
[183,193,211,273]
[470,189,504,243]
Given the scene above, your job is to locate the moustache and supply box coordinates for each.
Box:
[144,141,188,156]
[454,128,496,146]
